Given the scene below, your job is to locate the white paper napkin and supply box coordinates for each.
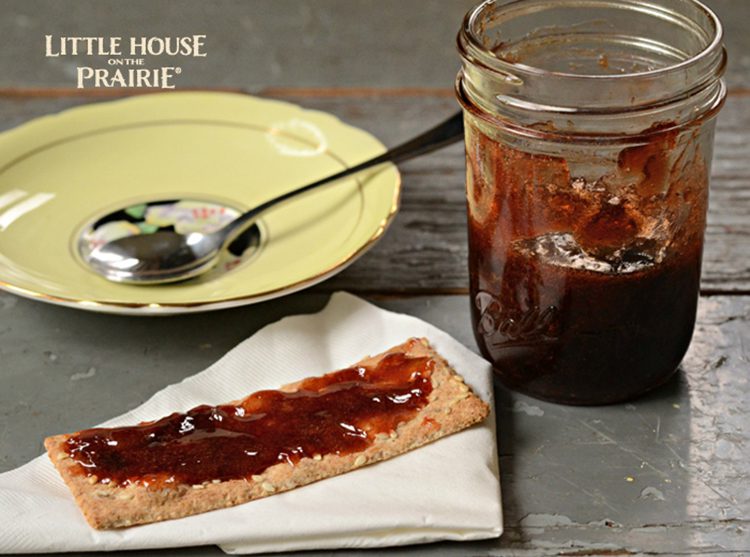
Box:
[0,292,502,554]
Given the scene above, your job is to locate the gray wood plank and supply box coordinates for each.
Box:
[0,291,747,555]
[0,0,747,91]
[0,0,477,91]
[0,92,748,294]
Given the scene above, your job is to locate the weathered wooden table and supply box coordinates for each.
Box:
[0,1,748,555]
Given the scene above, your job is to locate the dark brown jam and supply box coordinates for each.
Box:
[65,351,433,487]
[466,121,708,405]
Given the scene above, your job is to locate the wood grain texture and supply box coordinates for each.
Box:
[377,294,750,556]
[0,0,747,91]
[0,92,747,294]
[0,0,477,91]
[0,1,746,554]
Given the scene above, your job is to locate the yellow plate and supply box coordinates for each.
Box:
[0,92,400,314]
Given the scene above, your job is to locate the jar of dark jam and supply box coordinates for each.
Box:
[456,0,726,404]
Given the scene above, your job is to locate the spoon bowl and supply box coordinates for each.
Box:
[88,231,223,284]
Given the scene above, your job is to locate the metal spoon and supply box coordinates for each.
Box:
[85,111,464,285]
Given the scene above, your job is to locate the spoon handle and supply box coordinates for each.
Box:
[222,111,465,242]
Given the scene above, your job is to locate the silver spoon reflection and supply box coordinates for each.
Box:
[85,112,464,285]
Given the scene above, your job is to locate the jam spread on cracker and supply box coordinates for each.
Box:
[64,351,433,487]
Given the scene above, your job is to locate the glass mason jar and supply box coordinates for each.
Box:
[456,0,726,404]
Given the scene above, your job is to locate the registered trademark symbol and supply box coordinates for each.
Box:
[175,67,182,74]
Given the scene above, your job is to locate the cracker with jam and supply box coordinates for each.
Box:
[45,338,489,529]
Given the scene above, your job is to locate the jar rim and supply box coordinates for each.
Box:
[459,0,724,83]
[455,72,726,143]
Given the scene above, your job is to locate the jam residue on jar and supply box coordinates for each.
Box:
[466,119,708,404]
[64,351,433,487]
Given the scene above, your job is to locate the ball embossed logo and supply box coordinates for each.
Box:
[474,291,559,347]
